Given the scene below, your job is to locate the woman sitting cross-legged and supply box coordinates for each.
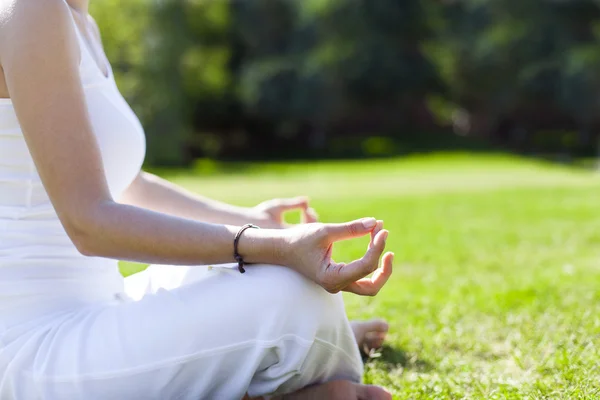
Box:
[0,0,394,398]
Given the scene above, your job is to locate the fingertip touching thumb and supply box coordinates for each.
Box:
[360,217,377,229]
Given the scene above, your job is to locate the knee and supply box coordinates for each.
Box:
[246,266,363,395]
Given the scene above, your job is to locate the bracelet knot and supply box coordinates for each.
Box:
[233,224,260,273]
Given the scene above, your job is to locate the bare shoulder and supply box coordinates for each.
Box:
[0,0,72,28]
[0,0,77,61]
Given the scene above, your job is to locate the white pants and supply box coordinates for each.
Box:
[0,264,363,399]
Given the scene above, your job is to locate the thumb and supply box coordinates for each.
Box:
[326,217,377,242]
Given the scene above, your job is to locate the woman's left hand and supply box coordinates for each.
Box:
[249,197,319,229]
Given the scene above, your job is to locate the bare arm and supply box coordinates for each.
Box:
[119,172,257,225]
[119,171,319,228]
[0,0,280,266]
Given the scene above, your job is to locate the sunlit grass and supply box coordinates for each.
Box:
[121,153,600,399]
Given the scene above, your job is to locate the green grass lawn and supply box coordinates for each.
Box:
[121,153,600,399]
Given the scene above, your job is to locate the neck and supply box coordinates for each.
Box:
[66,0,89,15]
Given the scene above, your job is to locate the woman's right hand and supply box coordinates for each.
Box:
[279,218,394,296]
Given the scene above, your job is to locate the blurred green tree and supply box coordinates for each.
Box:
[91,0,600,163]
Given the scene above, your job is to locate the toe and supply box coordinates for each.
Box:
[352,319,390,355]
[367,318,389,333]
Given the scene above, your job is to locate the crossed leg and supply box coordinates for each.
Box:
[244,320,392,400]
[122,264,376,398]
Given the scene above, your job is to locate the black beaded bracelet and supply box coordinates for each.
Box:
[233,224,260,273]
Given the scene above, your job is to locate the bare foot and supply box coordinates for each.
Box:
[350,319,389,356]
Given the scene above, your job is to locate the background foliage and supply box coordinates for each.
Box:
[91,0,600,166]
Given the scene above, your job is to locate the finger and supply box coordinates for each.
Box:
[274,197,309,212]
[326,217,378,242]
[335,230,388,284]
[343,255,392,296]
[344,252,393,296]
[369,220,384,250]
[302,207,319,224]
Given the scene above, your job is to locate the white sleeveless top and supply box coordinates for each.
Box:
[0,12,146,324]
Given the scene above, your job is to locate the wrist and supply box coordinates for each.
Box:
[236,227,288,266]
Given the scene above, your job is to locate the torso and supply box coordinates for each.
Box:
[0,2,146,318]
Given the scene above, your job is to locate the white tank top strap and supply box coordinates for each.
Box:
[64,5,111,87]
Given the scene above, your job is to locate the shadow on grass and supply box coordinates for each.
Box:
[364,345,434,373]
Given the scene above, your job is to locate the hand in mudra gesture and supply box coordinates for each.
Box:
[251,197,319,229]
[281,217,393,296]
